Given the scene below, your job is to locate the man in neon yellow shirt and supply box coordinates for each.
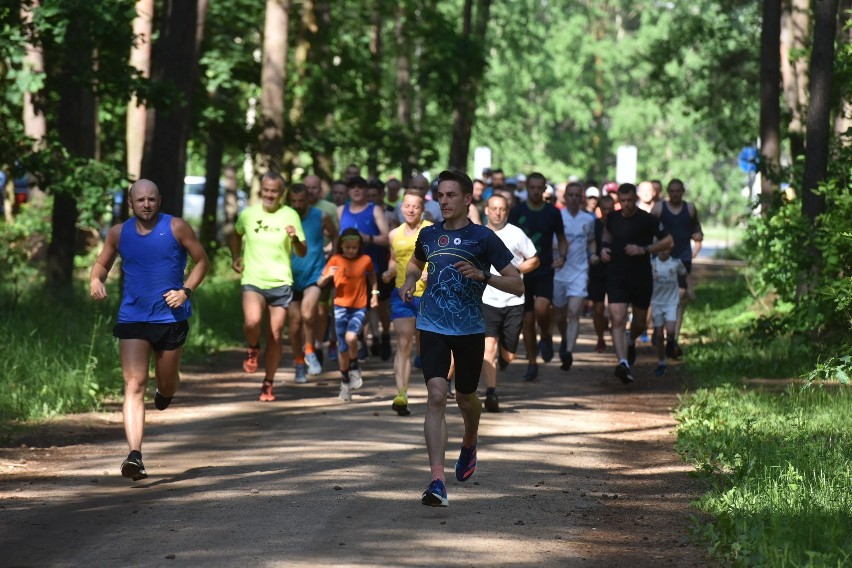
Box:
[230,173,306,401]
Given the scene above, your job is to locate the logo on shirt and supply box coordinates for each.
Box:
[438,235,449,247]
[453,237,461,245]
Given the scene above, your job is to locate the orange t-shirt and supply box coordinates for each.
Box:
[322,254,374,308]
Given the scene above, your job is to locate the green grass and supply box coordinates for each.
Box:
[0,272,246,422]
[678,276,852,566]
[702,223,745,243]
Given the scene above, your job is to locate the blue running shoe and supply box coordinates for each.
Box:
[327,342,339,362]
[421,479,448,507]
[640,333,650,343]
[539,337,554,363]
[654,363,667,377]
[455,443,477,482]
[305,352,322,376]
[414,354,422,369]
[294,363,308,384]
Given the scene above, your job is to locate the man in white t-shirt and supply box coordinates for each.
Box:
[481,194,540,412]
[553,182,596,372]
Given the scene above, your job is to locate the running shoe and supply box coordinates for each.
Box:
[243,347,260,373]
[627,343,637,366]
[414,355,422,369]
[421,479,448,507]
[455,443,477,482]
[380,335,392,361]
[348,367,363,390]
[327,342,339,362]
[498,355,510,371]
[595,338,606,353]
[560,351,573,372]
[305,352,322,376]
[339,381,352,401]
[654,363,667,377]
[370,338,381,357]
[154,390,172,411]
[358,341,369,362]
[484,390,500,413]
[121,453,148,481]
[392,392,411,416]
[615,362,634,384]
[539,337,554,363]
[640,333,650,343]
[259,379,276,401]
[294,363,308,384]
[523,363,538,382]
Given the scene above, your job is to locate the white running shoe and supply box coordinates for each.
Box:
[348,367,363,390]
[305,352,322,376]
[338,382,352,401]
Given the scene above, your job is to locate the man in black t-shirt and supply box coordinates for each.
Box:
[508,172,567,381]
[600,183,672,384]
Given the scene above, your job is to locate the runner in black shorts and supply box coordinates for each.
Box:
[508,172,567,381]
[588,195,615,353]
[600,183,672,384]
[399,170,522,507]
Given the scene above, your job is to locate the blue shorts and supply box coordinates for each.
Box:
[334,306,367,344]
[390,290,421,320]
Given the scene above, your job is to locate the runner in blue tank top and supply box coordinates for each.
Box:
[400,169,523,508]
[288,184,338,381]
[90,179,209,482]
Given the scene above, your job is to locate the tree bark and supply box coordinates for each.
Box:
[200,127,223,253]
[366,2,383,178]
[780,0,810,161]
[759,0,782,213]
[126,0,154,182]
[448,0,492,172]
[395,2,415,184]
[257,0,289,178]
[834,0,852,137]
[21,0,46,146]
[48,17,98,288]
[140,0,207,217]
[802,0,840,223]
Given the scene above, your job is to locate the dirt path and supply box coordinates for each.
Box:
[1,318,712,567]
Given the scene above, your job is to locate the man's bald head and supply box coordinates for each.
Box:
[129,179,160,199]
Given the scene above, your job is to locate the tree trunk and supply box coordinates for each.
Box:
[834,0,852,137]
[448,0,492,172]
[200,127,224,253]
[126,0,154,182]
[48,17,98,288]
[21,0,46,146]
[366,2,383,178]
[140,0,207,217]
[780,0,810,161]
[256,0,289,178]
[802,0,840,223]
[395,2,415,184]
[759,0,782,213]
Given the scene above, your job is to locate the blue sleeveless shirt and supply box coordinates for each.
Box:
[292,207,326,291]
[339,202,389,271]
[659,203,694,263]
[117,213,191,323]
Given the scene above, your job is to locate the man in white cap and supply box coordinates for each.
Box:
[584,186,600,217]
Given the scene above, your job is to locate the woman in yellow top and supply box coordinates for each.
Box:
[382,189,431,416]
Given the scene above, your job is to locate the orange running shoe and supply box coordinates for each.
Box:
[259,379,276,401]
[243,347,260,373]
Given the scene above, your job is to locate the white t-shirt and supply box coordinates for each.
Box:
[483,223,537,308]
[651,256,687,306]
[554,209,595,282]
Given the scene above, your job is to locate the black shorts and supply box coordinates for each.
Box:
[523,271,554,311]
[482,304,524,354]
[587,273,607,303]
[292,284,319,303]
[113,321,189,351]
[607,271,652,310]
[419,330,485,395]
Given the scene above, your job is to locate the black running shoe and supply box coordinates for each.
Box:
[560,351,573,372]
[498,355,510,371]
[627,343,637,366]
[484,391,500,412]
[370,338,381,357]
[154,390,172,411]
[523,364,538,382]
[539,337,554,363]
[121,453,148,481]
[665,338,676,359]
[615,362,634,384]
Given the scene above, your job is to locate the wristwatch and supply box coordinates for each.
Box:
[182,287,193,297]
[482,270,492,282]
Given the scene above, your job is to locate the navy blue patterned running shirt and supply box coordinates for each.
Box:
[413,221,513,336]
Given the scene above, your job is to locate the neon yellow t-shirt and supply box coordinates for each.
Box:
[391,220,431,296]
[235,204,306,289]
[314,199,339,229]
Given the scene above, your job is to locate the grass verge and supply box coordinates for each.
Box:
[678,275,852,566]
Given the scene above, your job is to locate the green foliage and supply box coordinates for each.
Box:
[0,197,52,299]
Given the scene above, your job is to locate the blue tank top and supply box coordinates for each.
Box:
[292,207,326,291]
[659,203,694,262]
[340,202,389,271]
[117,213,191,323]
